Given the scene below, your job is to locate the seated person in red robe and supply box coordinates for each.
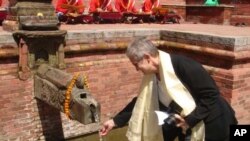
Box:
[142,0,160,14]
[0,0,7,25]
[114,0,138,13]
[139,0,160,22]
[89,0,124,23]
[56,0,85,22]
[89,0,115,13]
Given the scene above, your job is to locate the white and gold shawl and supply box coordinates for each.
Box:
[126,50,205,141]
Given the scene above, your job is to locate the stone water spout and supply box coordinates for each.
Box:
[34,64,100,124]
[10,0,101,125]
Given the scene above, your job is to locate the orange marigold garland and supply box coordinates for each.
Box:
[64,72,80,119]
[64,73,90,119]
[83,75,89,90]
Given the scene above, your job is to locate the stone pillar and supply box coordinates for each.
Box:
[18,38,31,80]
[58,43,65,69]
[13,30,67,80]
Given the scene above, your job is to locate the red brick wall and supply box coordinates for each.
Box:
[0,59,38,140]
[185,0,250,26]
[210,68,250,124]
[230,4,250,26]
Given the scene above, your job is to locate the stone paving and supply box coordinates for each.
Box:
[58,23,250,37]
[1,23,250,36]
[1,23,250,50]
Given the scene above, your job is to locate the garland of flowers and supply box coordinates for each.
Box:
[64,72,90,119]
[64,72,80,119]
[83,74,89,90]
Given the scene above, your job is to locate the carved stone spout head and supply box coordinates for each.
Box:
[35,64,101,125]
[71,88,101,124]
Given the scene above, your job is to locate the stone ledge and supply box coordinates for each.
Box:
[1,28,250,57]
[66,29,160,43]
[161,30,235,48]
[0,32,15,44]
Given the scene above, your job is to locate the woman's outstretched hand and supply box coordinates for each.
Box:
[99,119,116,136]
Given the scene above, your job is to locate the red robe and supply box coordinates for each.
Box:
[89,0,113,13]
[56,0,84,14]
[114,0,137,13]
[142,0,160,13]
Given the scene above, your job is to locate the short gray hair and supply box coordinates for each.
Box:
[126,37,158,62]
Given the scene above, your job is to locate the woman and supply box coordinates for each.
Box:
[100,38,237,141]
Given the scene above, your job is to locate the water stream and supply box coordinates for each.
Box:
[66,126,128,141]
[67,105,127,141]
[90,105,106,141]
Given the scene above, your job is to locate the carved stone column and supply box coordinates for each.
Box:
[13,30,67,80]
[17,38,30,80]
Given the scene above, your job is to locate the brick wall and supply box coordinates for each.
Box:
[231,4,250,26]
[0,59,38,140]
[185,0,250,26]
[207,67,250,124]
